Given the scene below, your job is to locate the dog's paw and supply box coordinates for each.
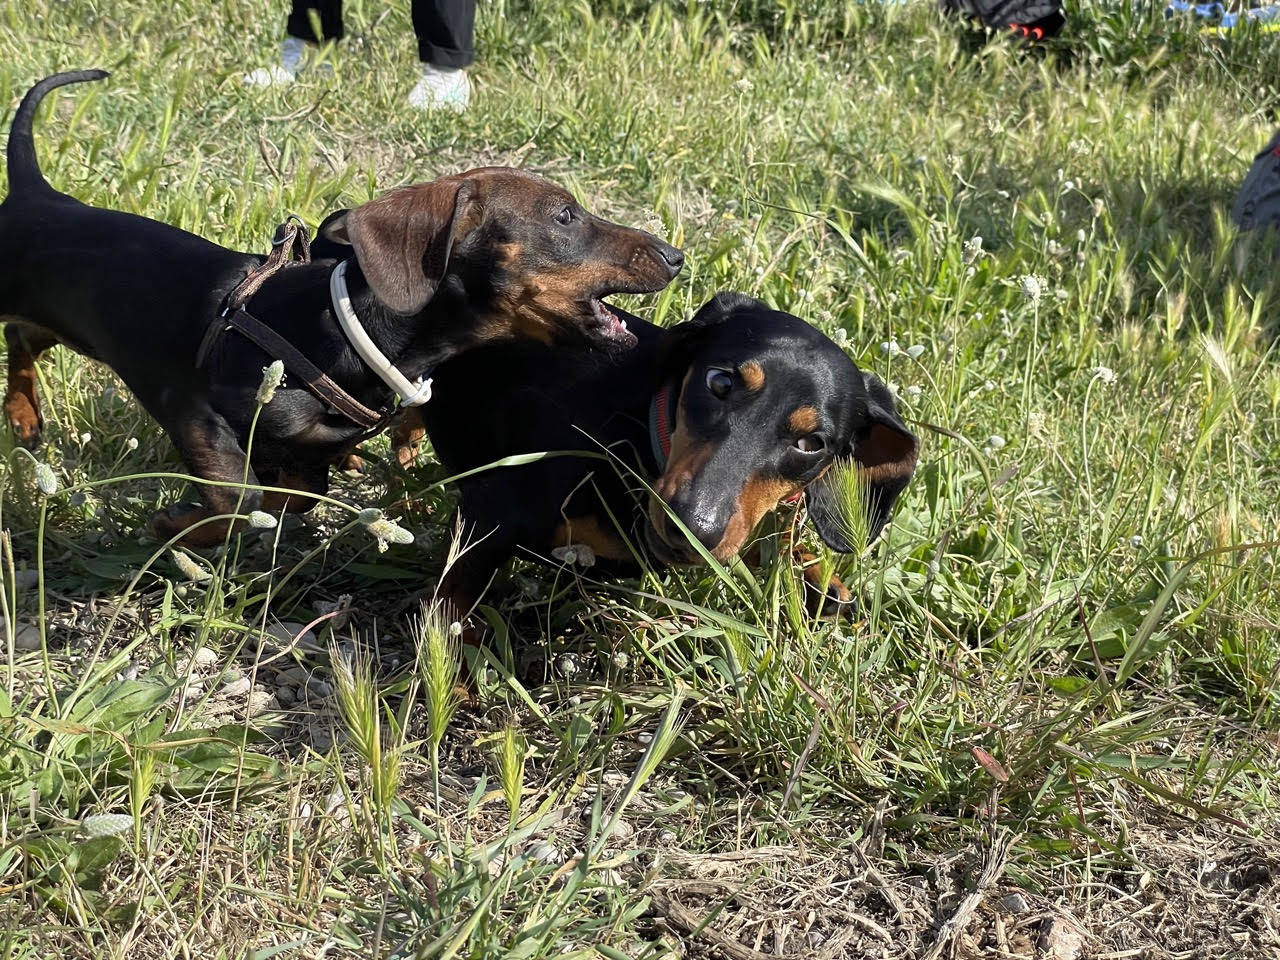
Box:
[394,442,421,470]
[336,452,365,474]
[4,396,43,449]
[797,555,857,619]
[148,504,231,548]
[147,504,193,542]
[811,574,856,620]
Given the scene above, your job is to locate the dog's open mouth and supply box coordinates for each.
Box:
[586,297,638,348]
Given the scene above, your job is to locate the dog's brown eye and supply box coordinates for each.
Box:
[794,435,824,453]
[554,206,573,225]
[705,368,733,399]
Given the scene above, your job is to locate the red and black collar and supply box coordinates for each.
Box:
[647,377,679,471]
[647,377,803,506]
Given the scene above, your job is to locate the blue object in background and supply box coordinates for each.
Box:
[1165,0,1280,28]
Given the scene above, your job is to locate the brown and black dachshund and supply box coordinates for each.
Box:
[405,292,919,618]
[1,71,681,546]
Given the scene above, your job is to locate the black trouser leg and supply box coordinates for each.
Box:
[286,0,345,43]
[412,0,476,68]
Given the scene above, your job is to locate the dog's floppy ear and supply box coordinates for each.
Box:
[805,371,918,553]
[658,291,767,374]
[322,180,476,315]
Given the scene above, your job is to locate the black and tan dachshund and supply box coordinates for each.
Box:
[1,71,682,546]
[401,292,919,618]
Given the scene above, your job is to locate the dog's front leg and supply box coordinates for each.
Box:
[148,410,264,549]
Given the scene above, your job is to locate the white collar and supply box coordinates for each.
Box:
[329,260,433,407]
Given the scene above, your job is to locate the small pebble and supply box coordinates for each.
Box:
[529,841,561,865]
[1000,892,1030,915]
[306,678,333,699]
[220,677,252,699]
[280,666,311,685]
[245,688,274,716]
[190,647,219,671]
[275,686,296,707]
[14,622,42,651]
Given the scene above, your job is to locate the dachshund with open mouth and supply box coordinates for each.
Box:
[409,291,919,620]
[0,71,682,546]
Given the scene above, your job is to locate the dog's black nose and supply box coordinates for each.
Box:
[674,508,723,553]
[657,242,684,275]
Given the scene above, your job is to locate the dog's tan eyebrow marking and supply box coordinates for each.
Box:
[788,406,820,433]
[738,362,765,391]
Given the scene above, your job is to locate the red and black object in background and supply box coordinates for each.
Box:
[940,0,1066,40]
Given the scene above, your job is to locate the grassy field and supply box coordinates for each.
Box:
[3,0,1280,956]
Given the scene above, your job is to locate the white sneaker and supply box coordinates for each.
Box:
[408,64,471,112]
[243,37,306,87]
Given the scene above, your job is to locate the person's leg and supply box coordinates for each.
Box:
[412,0,475,68]
[286,0,345,43]
[407,0,476,111]
[245,0,343,86]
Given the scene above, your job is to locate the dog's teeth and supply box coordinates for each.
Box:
[620,320,627,330]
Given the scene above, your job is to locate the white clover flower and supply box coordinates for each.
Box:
[171,550,212,583]
[905,385,923,400]
[1092,366,1116,384]
[830,328,850,349]
[552,543,596,568]
[1062,179,1075,192]
[984,379,997,392]
[1092,198,1106,217]
[365,517,414,552]
[1054,289,1069,302]
[1129,535,1144,549]
[449,621,463,637]
[34,463,58,496]
[557,654,580,677]
[257,360,286,405]
[879,339,901,357]
[126,437,139,451]
[734,77,753,92]
[79,813,135,839]
[79,432,91,445]
[886,381,900,395]
[611,652,630,669]
[962,235,984,264]
[1019,275,1046,303]
[1076,228,1087,243]
[1047,240,1067,257]
[985,435,1007,450]
[357,507,384,525]
[906,344,925,360]
[248,510,278,529]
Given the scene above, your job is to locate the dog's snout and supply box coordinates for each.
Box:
[667,499,725,553]
[655,241,684,276]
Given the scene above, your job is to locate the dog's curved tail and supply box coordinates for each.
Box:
[6,70,109,197]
